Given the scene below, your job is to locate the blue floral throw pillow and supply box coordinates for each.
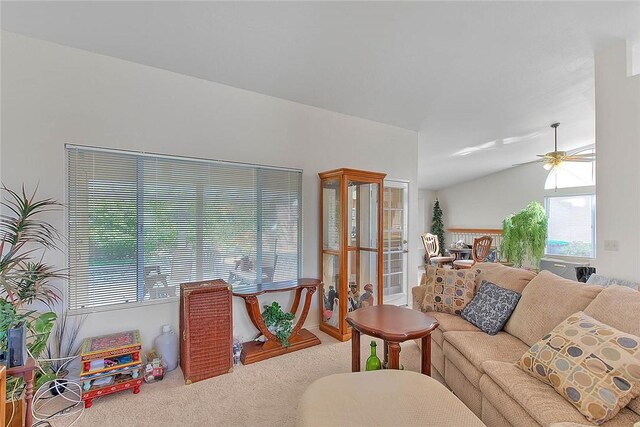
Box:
[461,280,521,335]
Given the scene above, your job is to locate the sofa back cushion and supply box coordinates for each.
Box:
[584,285,640,335]
[505,270,603,346]
[584,285,640,416]
[473,262,537,294]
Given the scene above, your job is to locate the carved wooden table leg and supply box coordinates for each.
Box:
[24,368,34,427]
[243,295,281,351]
[352,329,361,372]
[383,340,389,368]
[288,287,316,341]
[421,335,432,376]
[387,342,401,370]
[233,280,322,364]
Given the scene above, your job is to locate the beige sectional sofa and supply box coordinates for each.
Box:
[412,263,640,427]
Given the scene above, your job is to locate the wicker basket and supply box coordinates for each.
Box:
[179,279,233,384]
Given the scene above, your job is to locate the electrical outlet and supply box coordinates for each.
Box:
[604,240,619,251]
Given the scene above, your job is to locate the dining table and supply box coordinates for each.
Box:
[446,247,472,261]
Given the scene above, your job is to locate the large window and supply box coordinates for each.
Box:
[67,146,302,310]
[544,149,595,258]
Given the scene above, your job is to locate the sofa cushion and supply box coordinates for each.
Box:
[422,266,476,315]
[518,311,640,425]
[428,311,480,347]
[585,285,640,417]
[584,285,640,336]
[505,270,603,346]
[412,284,427,311]
[473,262,537,293]
[481,360,640,427]
[445,359,483,417]
[443,330,530,387]
[461,280,521,335]
[431,339,446,378]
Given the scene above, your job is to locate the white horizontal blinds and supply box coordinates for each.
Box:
[68,148,139,309]
[141,156,202,299]
[259,168,302,283]
[202,164,257,285]
[68,145,302,309]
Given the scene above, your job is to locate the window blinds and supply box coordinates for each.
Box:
[67,146,302,310]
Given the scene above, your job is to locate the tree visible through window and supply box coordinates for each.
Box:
[68,146,302,310]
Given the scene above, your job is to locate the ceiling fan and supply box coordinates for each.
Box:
[529,123,596,171]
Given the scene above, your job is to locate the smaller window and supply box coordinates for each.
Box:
[545,194,595,258]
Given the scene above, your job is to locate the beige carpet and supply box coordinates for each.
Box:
[63,328,424,427]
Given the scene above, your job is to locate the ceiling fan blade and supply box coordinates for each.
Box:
[513,159,544,167]
[563,157,595,162]
[567,153,596,159]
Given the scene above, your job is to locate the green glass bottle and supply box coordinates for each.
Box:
[365,341,382,371]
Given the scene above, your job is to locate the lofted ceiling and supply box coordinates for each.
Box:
[2,1,640,189]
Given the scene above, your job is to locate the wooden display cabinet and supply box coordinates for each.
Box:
[319,168,386,341]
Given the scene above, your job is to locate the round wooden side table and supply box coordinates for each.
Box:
[346,305,439,375]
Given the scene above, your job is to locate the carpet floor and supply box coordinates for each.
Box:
[58,328,424,427]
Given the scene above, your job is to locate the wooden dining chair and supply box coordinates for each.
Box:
[421,233,455,268]
[453,236,493,269]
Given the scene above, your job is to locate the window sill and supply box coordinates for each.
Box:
[68,295,179,316]
[542,254,596,263]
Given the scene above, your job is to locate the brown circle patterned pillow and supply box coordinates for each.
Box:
[518,311,640,425]
[421,265,476,315]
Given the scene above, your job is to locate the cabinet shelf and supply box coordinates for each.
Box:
[80,362,143,380]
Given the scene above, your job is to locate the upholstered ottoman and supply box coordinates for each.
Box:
[297,370,486,427]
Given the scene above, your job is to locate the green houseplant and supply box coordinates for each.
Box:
[501,201,548,268]
[431,199,445,254]
[261,302,295,347]
[1,185,65,398]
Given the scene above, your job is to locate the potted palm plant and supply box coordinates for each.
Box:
[1,185,65,406]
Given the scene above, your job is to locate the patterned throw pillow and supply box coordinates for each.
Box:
[421,266,475,315]
[461,280,521,335]
[518,312,640,425]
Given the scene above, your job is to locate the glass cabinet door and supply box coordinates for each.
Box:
[321,177,341,330]
[346,181,379,312]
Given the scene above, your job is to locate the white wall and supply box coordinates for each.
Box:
[436,163,548,230]
[1,32,419,349]
[594,41,640,281]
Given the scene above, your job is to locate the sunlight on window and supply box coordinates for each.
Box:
[544,148,595,190]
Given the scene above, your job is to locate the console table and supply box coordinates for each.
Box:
[233,278,321,364]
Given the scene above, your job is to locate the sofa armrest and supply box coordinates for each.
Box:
[411,285,426,311]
